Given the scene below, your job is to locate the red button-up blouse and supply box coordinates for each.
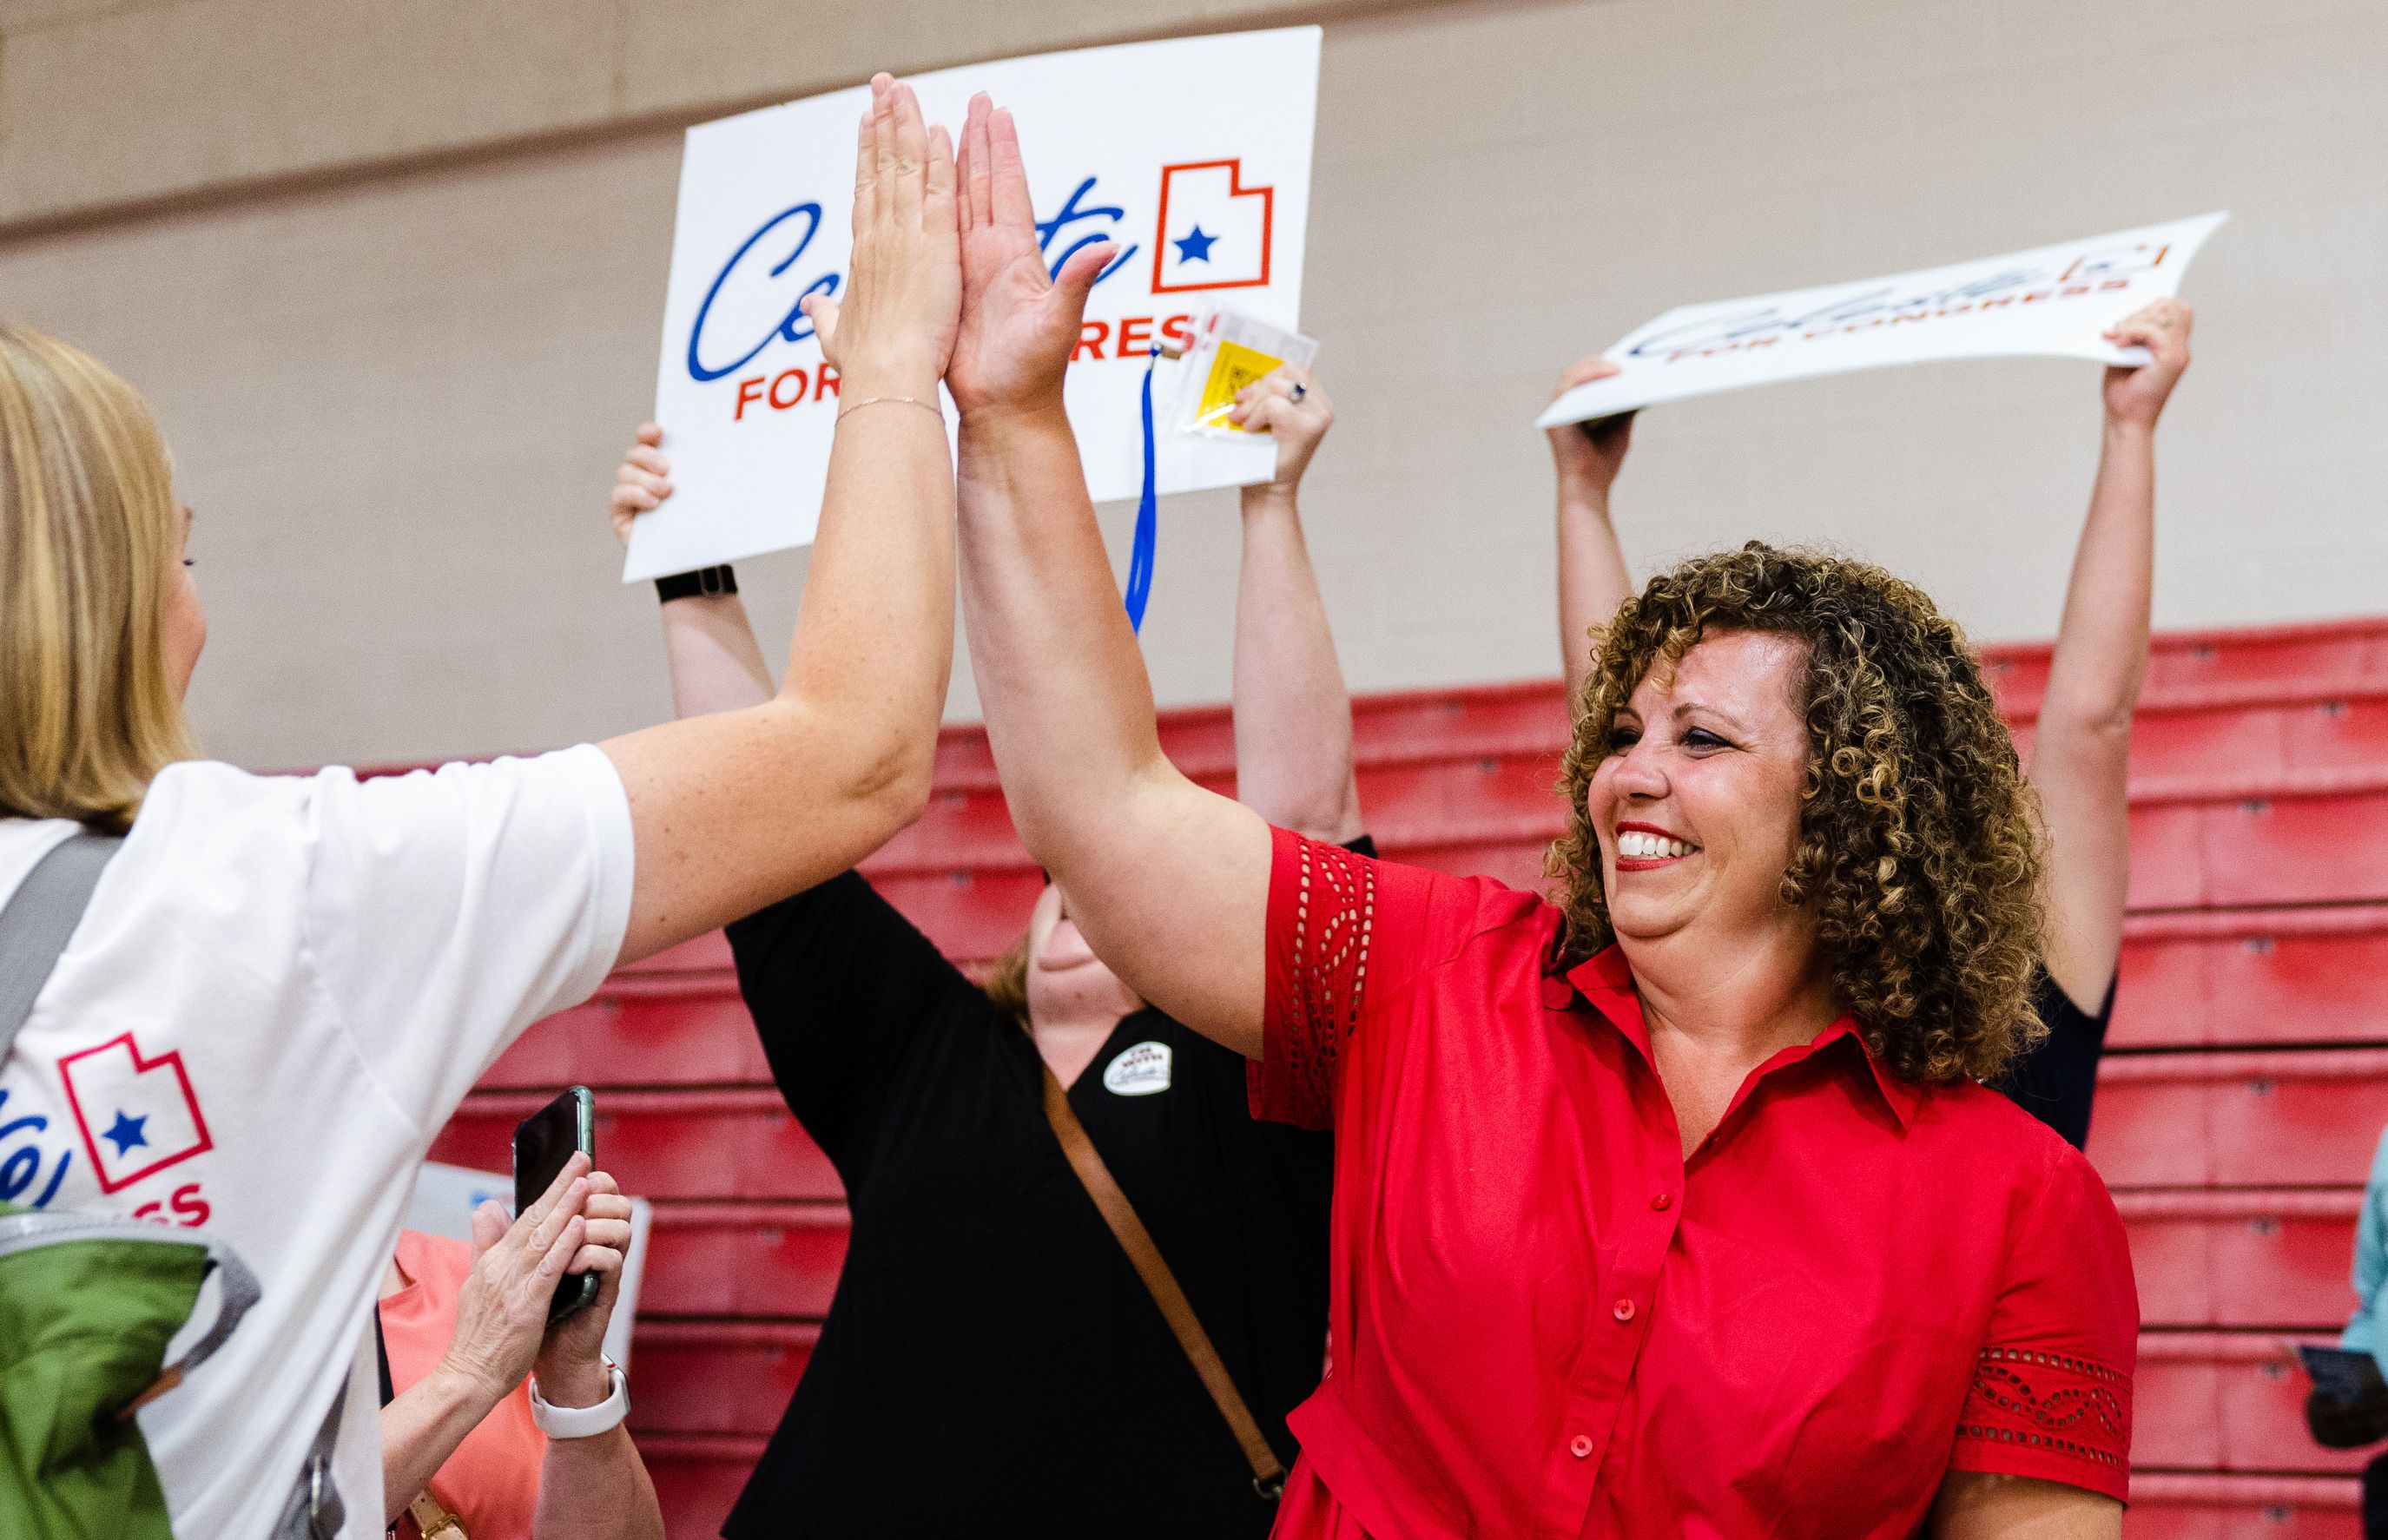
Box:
[1250,832,2135,1540]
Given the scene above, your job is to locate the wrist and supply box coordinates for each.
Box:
[833,363,941,405]
[2102,413,2159,444]
[1556,483,1616,521]
[426,1355,511,1416]
[531,1355,612,1409]
[1241,479,1300,513]
[958,397,1073,444]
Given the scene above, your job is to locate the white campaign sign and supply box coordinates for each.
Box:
[625,28,1320,581]
[1539,212,2227,429]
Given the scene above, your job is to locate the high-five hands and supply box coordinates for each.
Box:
[947,94,1115,417]
[2101,299,2193,431]
[805,75,960,406]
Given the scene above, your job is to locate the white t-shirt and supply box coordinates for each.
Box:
[0,746,635,1539]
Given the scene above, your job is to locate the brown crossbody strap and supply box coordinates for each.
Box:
[1041,1067,1288,1500]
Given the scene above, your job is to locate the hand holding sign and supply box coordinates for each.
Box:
[949,95,1117,417]
[2101,299,2194,431]
[812,76,960,405]
[1545,358,1634,500]
[1227,365,1333,487]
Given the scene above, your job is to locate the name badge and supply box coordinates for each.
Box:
[1103,1041,1173,1097]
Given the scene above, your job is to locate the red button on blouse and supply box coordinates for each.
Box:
[1250,832,2135,1540]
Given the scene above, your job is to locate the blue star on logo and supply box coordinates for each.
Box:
[1172,225,1217,264]
[102,1109,149,1156]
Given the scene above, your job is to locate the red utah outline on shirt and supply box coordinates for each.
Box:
[57,1032,216,1194]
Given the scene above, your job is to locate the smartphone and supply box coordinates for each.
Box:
[513,1086,598,1325]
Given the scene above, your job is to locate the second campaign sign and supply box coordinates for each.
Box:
[627,27,1322,582]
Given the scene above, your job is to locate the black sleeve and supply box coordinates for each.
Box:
[1342,834,1377,859]
[725,871,979,1176]
[1995,965,2115,1151]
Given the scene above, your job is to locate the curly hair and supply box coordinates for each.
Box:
[1547,542,2043,1085]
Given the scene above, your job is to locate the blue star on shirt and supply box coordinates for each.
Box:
[102,1109,149,1156]
[1172,225,1217,264]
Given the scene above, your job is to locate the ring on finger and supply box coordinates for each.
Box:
[1290,382,1308,403]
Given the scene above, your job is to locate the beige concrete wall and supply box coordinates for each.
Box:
[3,0,2384,769]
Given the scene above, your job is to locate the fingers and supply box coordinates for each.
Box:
[1051,240,1113,317]
[871,72,897,192]
[535,1214,588,1283]
[1554,356,1621,397]
[626,444,669,476]
[635,422,662,448]
[852,103,876,233]
[924,123,956,232]
[518,1154,591,1252]
[801,293,841,365]
[961,95,993,233]
[469,1200,509,1258]
[987,105,1037,233]
[887,81,929,224]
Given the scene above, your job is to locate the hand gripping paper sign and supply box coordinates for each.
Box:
[1538,212,2227,429]
[624,29,1320,582]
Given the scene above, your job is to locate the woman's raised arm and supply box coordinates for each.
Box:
[607,424,775,720]
[1549,358,1636,714]
[949,95,1270,1056]
[1228,365,1362,843]
[2030,299,2192,1007]
[598,76,960,964]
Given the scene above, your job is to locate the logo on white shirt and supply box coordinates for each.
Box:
[57,1032,214,1193]
[1103,1041,1174,1097]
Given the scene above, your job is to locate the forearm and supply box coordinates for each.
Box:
[2036,420,2154,744]
[956,403,1269,1047]
[776,405,957,780]
[660,594,775,718]
[531,1428,664,1540]
[959,405,1170,866]
[1232,484,1362,841]
[603,408,953,960]
[2029,418,2152,1001]
[1557,479,1633,715]
[379,1364,503,1525]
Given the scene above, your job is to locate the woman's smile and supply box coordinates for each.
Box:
[1614,820,1698,871]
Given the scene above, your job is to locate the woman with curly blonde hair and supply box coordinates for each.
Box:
[940,98,2134,1540]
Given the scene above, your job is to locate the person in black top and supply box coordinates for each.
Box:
[1540,299,2195,1148]
[608,363,1356,1537]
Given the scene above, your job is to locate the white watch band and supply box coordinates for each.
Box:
[528,1361,629,1438]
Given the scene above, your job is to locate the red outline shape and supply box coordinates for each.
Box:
[57,1032,215,1194]
[1151,159,1275,294]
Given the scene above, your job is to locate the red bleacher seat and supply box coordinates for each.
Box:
[427,615,2388,1537]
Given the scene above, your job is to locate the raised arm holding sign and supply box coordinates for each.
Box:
[1539,211,2225,428]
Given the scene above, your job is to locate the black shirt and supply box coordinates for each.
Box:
[719,865,1342,1540]
[1995,965,2116,1150]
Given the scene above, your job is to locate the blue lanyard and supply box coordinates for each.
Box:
[1123,346,1160,634]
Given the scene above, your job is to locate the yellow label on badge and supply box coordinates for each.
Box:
[1193,339,1284,432]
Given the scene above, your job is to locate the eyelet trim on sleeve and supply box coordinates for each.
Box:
[1276,838,1376,1120]
[1953,1346,2132,1471]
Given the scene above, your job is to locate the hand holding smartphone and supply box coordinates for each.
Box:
[514,1087,599,1325]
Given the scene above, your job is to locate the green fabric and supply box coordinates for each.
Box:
[0,1203,208,1540]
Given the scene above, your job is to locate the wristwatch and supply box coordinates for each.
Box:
[654,564,737,602]
[528,1360,630,1438]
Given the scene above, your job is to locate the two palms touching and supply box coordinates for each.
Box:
[607,88,1112,541]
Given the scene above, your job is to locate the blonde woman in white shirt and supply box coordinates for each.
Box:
[0,76,960,1539]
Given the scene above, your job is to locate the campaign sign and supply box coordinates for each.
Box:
[1539,212,2227,429]
[625,28,1321,582]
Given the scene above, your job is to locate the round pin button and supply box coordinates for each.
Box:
[1568,1434,1593,1459]
[1613,1298,1636,1323]
[1651,1192,1672,1211]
